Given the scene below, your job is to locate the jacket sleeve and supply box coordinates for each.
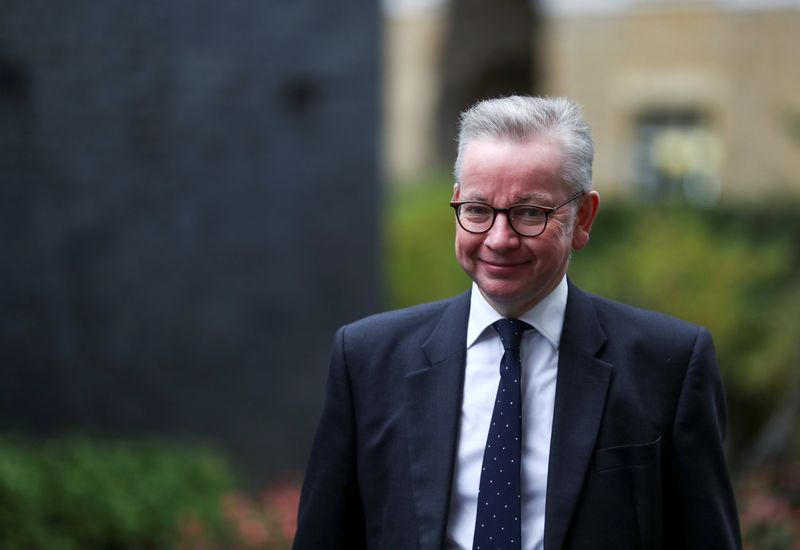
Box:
[293,326,366,550]
[665,326,742,549]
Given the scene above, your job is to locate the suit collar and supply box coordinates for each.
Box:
[406,291,470,550]
[560,278,606,355]
[418,291,470,366]
[544,279,612,550]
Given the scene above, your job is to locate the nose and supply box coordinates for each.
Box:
[484,211,520,251]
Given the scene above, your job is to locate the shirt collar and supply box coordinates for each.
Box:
[466,275,568,350]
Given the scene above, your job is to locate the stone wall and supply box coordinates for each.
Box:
[0,0,380,483]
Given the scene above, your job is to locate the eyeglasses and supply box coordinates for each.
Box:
[450,192,585,237]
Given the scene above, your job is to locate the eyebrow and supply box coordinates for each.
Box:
[515,193,551,203]
[462,192,551,204]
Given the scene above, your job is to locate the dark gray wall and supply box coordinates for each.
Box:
[0,1,380,484]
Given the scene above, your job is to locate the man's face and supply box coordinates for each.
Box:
[454,137,598,318]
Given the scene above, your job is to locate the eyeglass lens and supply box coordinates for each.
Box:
[457,203,547,236]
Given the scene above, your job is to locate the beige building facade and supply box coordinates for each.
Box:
[543,3,800,202]
[383,5,447,181]
[383,0,800,201]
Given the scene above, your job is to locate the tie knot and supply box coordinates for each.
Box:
[492,319,532,351]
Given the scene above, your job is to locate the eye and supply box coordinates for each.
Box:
[511,206,546,225]
[461,203,493,218]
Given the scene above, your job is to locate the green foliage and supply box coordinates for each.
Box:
[744,522,796,550]
[384,179,800,458]
[569,202,800,454]
[570,202,798,391]
[383,175,470,308]
[0,436,235,549]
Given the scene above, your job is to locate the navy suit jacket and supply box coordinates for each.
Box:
[294,281,741,549]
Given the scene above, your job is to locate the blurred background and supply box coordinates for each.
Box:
[1,0,799,547]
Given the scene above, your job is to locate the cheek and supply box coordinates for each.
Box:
[455,232,480,257]
[526,235,570,263]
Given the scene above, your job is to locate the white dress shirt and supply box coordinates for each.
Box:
[444,275,568,550]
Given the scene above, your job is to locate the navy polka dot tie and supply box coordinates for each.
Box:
[473,319,532,550]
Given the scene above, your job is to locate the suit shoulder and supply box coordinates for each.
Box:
[571,288,715,387]
[584,290,704,342]
[340,293,467,339]
[329,294,469,371]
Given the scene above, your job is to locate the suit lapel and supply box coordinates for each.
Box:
[544,281,612,550]
[406,292,470,550]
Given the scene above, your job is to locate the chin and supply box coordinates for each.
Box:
[482,288,532,309]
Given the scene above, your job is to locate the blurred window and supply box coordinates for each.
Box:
[634,109,723,206]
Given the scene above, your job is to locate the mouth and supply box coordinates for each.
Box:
[479,258,530,274]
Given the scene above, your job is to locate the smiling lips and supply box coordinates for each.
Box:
[480,258,531,274]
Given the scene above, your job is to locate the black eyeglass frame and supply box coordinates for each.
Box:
[450,191,586,237]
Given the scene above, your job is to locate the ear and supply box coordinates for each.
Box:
[452,182,460,201]
[571,191,600,250]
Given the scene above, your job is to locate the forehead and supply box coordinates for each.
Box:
[458,138,566,202]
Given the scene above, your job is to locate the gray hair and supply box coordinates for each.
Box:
[454,96,594,193]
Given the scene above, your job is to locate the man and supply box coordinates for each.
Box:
[294,96,741,549]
